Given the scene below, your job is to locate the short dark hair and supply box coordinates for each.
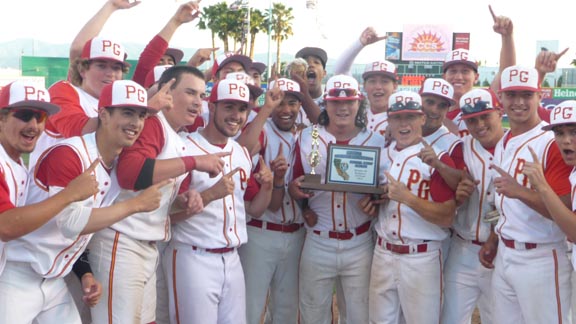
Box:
[157,65,205,90]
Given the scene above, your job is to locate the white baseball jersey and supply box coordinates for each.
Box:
[424,125,462,157]
[112,112,189,241]
[30,81,99,168]
[455,135,494,242]
[0,145,29,275]
[255,119,302,224]
[171,131,253,248]
[494,122,569,244]
[297,126,385,231]
[365,107,388,138]
[570,169,576,269]
[448,110,470,138]
[375,141,451,243]
[6,133,119,279]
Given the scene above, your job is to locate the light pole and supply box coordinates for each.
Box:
[266,0,273,81]
[229,0,250,55]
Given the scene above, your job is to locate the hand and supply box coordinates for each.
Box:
[270,143,288,182]
[202,167,241,202]
[176,189,204,216]
[522,146,550,193]
[384,171,411,204]
[289,71,309,97]
[109,0,141,10]
[479,236,498,269]
[418,139,439,168]
[81,273,102,307]
[193,152,230,177]
[490,163,524,198]
[172,1,201,25]
[253,156,273,189]
[261,78,284,113]
[489,5,513,36]
[358,195,379,218]
[133,179,174,213]
[63,159,100,202]
[535,47,569,75]
[302,208,318,227]
[455,168,479,206]
[148,78,175,112]
[288,175,314,200]
[187,47,219,67]
[270,62,279,79]
[359,27,387,46]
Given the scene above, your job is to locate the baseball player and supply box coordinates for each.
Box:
[441,88,505,324]
[162,78,273,324]
[288,75,386,324]
[236,78,304,324]
[87,66,223,324]
[293,46,329,124]
[0,81,98,277]
[486,66,572,323]
[0,80,169,324]
[369,91,456,324]
[333,27,395,137]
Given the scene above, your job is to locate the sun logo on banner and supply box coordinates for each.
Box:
[409,31,445,53]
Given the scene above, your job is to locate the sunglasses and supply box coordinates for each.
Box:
[461,100,492,115]
[10,109,48,123]
[389,101,421,112]
[327,88,359,98]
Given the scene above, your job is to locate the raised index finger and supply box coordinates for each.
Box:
[86,159,100,173]
[384,171,396,182]
[153,178,174,189]
[277,143,284,157]
[215,151,232,158]
[420,138,431,148]
[489,163,508,177]
[527,145,540,163]
[556,47,570,60]
[225,167,242,178]
[160,78,176,94]
[488,4,497,21]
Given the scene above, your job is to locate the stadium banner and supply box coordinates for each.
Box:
[401,24,453,62]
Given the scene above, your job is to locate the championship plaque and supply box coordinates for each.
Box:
[301,137,384,194]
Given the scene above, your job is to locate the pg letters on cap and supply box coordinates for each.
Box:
[123,85,146,104]
[552,104,575,122]
[227,83,247,99]
[22,86,49,102]
[100,40,123,56]
[507,68,531,83]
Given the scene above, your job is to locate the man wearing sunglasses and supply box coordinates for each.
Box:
[288,75,386,324]
[487,66,572,323]
[441,88,505,324]
[369,91,456,323]
[0,80,107,323]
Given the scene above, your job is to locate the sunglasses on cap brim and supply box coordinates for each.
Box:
[461,100,493,115]
[327,88,360,98]
[389,101,422,113]
[9,108,48,123]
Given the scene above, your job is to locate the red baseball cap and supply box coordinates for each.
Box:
[0,81,60,115]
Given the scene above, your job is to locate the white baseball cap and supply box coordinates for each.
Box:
[388,91,424,116]
[81,36,127,65]
[362,60,397,81]
[324,75,362,101]
[500,65,540,92]
[442,49,478,73]
[419,78,455,105]
[208,79,250,104]
[460,88,501,120]
[225,72,264,98]
[0,80,60,115]
[98,80,153,112]
[269,78,303,101]
[144,65,172,88]
[543,100,576,130]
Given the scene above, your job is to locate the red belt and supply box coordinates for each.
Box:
[313,221,372,240]
[501,237,537,250]
[377,237,429,254]
[192,246,235,254]
[247,219,303,233]
[456,234,485,246]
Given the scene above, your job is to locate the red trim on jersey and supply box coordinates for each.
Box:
[108,231,120,324]
[449,142,465,170]
[132,35,169,87]
[545,141,571,196]
[292,141,304,180]
[0,169,15,213]
[184,116,206,133]
[446,108,461,121]
[336,139,351,145]
[117,116,166,189]
[47,81,92,137]
[538,106,551,123]
[430,153,456,202]
[178,174,192,195]
[36,146,83,188]
[172,249,182,324]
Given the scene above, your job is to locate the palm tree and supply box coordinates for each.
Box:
[248,9,266,59]
[197,4,220,60]
[268,3,294,75]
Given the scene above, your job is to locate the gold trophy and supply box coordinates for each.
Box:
[304,125,322,183]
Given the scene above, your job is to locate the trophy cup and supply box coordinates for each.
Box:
[483,179,500,224]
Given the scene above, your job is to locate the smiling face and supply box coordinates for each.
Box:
[0,108,47,161]
[164,72,206,130]
[100,106,148,148]
[388,112,425,150]
[421,94,451,136]
[80,59,124,98]
[271,93,300,132]
[553,124,576,165]
[363,75,397,113]
[443,63,478,102]
[499,90,542,132]
[210,100,249,139]
[303,55,326,95]
[463,110,504,149]
[325,99,360,132]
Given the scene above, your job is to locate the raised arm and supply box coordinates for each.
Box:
[488,5,515,92]
[333,27,386,75]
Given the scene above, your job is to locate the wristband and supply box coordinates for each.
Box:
[273,184,285,189]
[182,156,196,172]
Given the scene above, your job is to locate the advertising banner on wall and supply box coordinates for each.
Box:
[401,25,453,62]
[385,32,402,61]
[453,33,470,50]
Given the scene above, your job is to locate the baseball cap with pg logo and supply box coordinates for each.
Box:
[419,78,455,105]
[209,79,250,104]
[442,49,478,73]
[388,91,424,116]
[324,75,362,101]
[362,60,397,81]
[98,80,154,112]
[225,72,264,99]
[499,65,540,92]
[542,100,576,131]
[269,78,303,102]
[82,36,127,65]
[460,88,501,120]
[0,80,60,115]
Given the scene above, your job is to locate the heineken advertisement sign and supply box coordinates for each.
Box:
[553,88,576,99]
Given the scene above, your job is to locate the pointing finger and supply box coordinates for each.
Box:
[215,151,232,158]
[462,167,474,181]
[160,78,176,94]
[490,163,508,177]
[154,178,174,189]
[86,158,100,173]
[488,4,497,21]
[225,167,242,178]
[384,171,396,182]
[277,143,284,157]
[556,47,569,59]
[420,138,431,148]
[527,145,540,163]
